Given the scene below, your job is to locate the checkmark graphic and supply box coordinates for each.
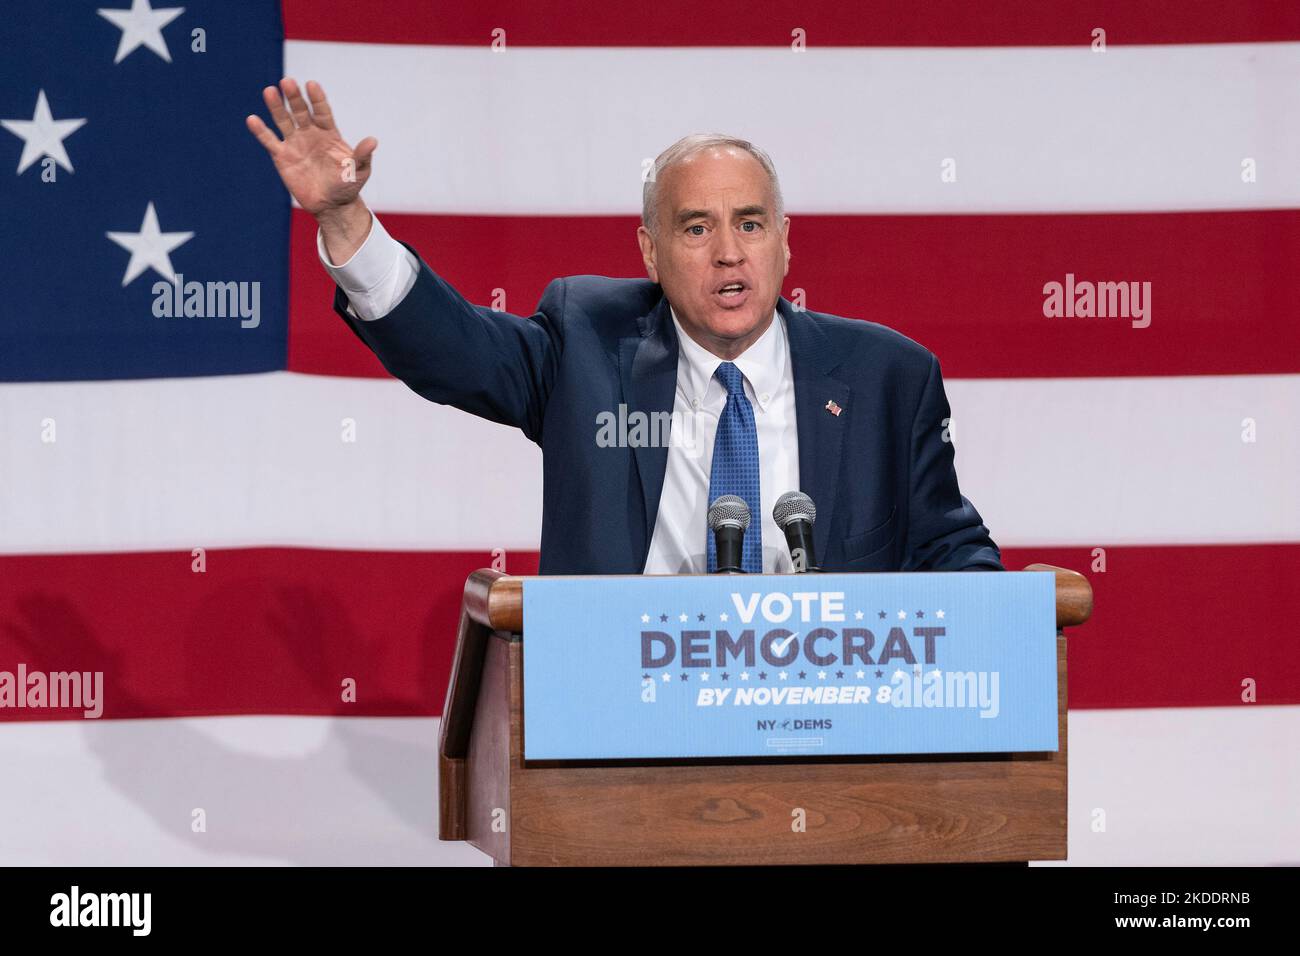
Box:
[771,633,799,656]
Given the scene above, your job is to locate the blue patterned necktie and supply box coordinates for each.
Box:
[707,361,763,573]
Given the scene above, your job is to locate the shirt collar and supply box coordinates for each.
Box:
[668,304,786,412]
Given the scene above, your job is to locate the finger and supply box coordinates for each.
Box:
[262,84,294,137]
[305,80,336,131]
[280,77,312,130]
[353,136,378,168]
[245,114,282,155]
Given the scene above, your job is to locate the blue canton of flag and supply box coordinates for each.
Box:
[0,0,287,381]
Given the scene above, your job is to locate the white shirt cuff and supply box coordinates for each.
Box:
[316,211,419,322]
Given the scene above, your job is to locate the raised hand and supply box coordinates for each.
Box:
[246,78,376,222]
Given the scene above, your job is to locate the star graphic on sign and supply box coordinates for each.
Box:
[740,671,750,681]
[877,610,887,619]
[897,610,907,620]
[817,670,827,680]
[98,0,185,64]
[720,672,729,681]
[679,673,688,681]
[659,614,668,623]
[701,672,710,681]
[719,612,728,622]
[661,673,671,683]
[874,669,883,678]
[778,671,788,680]
[936,610,946,619]
[758,671,768,681]
[854,610,864,620]
[2,91,87,175]
[678,613,688,623]
[916,610,925,618]
[836,670,844,679]
[105,202,193,285]
[797,670,806,680]
[856,670,866,679]
[641,673,650,681]
[697,612,706,622]
[641,613,650,623]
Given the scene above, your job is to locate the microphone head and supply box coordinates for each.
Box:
[773,491,816,528]
[708,495,752,531]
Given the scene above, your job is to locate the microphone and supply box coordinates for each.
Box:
[707,495,751,574]
[774,491,820,573]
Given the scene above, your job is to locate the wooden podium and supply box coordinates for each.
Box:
[438,564,1092,866]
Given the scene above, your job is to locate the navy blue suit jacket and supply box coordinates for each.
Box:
[333,245,1003,575]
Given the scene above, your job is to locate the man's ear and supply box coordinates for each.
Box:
[781,215,792,276]
[636,225,659,284]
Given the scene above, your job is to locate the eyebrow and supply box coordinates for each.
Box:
[675,204,769,225]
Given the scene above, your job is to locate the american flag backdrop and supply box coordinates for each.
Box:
[1,1,1297,865]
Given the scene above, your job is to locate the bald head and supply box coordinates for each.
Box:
[642,134,784,237]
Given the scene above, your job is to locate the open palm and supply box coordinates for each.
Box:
[246,79,376,217]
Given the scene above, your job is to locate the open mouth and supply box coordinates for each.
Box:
[713,282,750,308]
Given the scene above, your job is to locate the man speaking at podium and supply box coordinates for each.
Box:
[247,79,1003,577]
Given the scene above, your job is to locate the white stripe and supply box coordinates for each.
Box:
[0,372,1295,553]
[0,372,542,554]
[1041,704,1300,866]
[0,715,488,865]
[0,708,1293,864]
[947,374,1300,547]
[282,40,1300,214]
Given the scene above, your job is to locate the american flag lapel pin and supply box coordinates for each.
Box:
[825,399,842,417]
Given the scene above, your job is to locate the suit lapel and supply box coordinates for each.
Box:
[619,296,679,561]
[782,298,851,565]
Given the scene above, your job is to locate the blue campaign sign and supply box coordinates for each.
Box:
[522,572,1058,761]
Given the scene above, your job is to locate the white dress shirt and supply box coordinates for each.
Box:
[316,212,418,321]
[642,307,800,574]
[318,213,801,573]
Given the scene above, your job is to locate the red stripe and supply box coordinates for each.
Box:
[1,544,1295,720]
[1010,544,1300,710]
[288,208,1300,380]
[281,0,1300,47]
[0,548,535,722]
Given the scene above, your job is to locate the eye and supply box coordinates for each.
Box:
[687,224,706,236]
[740,220,761,232]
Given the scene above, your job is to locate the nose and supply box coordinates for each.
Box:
[713,228,744,267]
